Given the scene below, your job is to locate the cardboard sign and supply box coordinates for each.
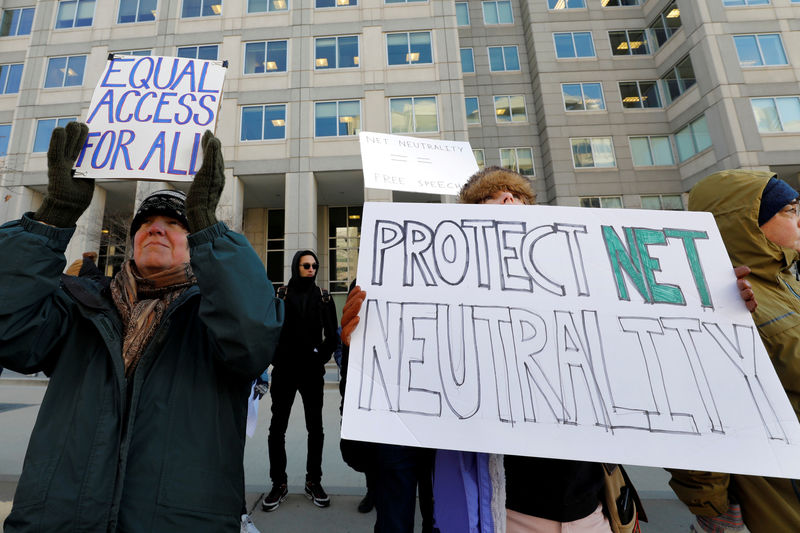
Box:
[341,202,800,478]
[75,55,226,181]
[359,132,478,195]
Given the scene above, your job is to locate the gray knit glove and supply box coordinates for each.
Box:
[186,130,225,233]
[33,121,94,228]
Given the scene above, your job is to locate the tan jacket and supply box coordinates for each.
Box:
[669,170,800,533]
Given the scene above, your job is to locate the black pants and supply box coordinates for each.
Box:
[370,445,435,533]
[268,367,324,485]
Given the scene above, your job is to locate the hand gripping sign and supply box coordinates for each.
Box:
[75,55,227,181]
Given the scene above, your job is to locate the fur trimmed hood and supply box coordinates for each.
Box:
[458,166,536,205]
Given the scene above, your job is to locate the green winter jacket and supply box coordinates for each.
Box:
[0,214,284,532]
[669,170,800,532]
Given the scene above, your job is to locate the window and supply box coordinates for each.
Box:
[609,30,649,56]
[571,137,616,168]
[548,0,585,9]
[265,209,285,290]
[641,195,683,210]
[0,64,23,94]
[33,118,76,152]
[244,41,288,73]
[329,206,361,293]
[385,0,426,4]
[648,1,681,49]
[629,136,674,166]
[182,0,222,18]
[465,97,480,124]
[456,2,470,25]
[473,149,485,170]
[315,100,360,137]
[554,32,595,58]
[316,0,356,8]
[488,46,520,71]
[602,0,640,6]
[1,8,35,36]
[117,0,156,23]
[580,196,623,208]
[241,104,286,141]
[675,115,712,162]
[734,34,788,67]
[116,49,151,56]
[660,55,695,104]
[316,36,359,69]
[56,0,95,28]
[619,81,662,109]
[500,148,534,175]
[723,0,769,6]
[387,32,432,65]
[461,48,475,73]
[482,1,512,24]
[44,56,86,88]
[0,124,10,157]
[390,96,438,133]
[494,95,527,122]
[751,97,800,133]
[177,45,219,60]
[562,83,605,111]
[248,0,288,12]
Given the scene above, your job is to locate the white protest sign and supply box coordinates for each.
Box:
[359,132,478,195]
[76,55,226,181]
[342,202,800,478]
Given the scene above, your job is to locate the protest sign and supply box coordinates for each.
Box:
[341,202,800,478]
[75,55,227,181]
[359,131,478,195]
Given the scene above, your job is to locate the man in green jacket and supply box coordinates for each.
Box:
[670,170,800,533]
[0,122,284,532]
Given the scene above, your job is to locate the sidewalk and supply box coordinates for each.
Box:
[0,379,692,532]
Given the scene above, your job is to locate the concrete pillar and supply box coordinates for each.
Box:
[64,185,106,269]
[284,171,317,281]
[243,207,268,266]
[364,187,393,202]
[218,172,244,232]
[0,186,42,224]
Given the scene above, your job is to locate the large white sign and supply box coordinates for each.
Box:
[75,55,226,181]
[359,132,478,195]
[342,202,800,478]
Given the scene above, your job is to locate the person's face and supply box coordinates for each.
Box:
[133,215,190,278]
[298,254,318,278]
[480,190,525,205]
[761,201,800,253]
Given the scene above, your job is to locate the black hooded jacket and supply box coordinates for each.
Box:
[272,250,338,370]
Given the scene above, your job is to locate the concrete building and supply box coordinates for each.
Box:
[1,0,799,300]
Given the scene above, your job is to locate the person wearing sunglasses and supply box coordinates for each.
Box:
[263,250,338,512]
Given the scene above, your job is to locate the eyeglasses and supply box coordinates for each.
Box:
[782,203,800,217]
[301,262,319,270]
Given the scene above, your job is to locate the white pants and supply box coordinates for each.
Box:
[506,504,612,533]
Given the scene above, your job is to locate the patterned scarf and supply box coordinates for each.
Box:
[111,260,196,378]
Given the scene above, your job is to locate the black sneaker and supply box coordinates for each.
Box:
[304,481,330,508]
[261,483,288,512]
[357,491,374,513]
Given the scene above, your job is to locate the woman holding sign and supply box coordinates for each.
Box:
[0,122,283,532]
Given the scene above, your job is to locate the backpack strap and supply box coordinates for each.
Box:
[276,286,288,300]
[320,288,331,304]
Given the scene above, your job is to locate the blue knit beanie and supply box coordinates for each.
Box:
[758,177,799,226]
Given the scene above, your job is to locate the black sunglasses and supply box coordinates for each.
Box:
[301,262,319,270]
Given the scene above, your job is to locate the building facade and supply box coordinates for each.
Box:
[1,0,799,300]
